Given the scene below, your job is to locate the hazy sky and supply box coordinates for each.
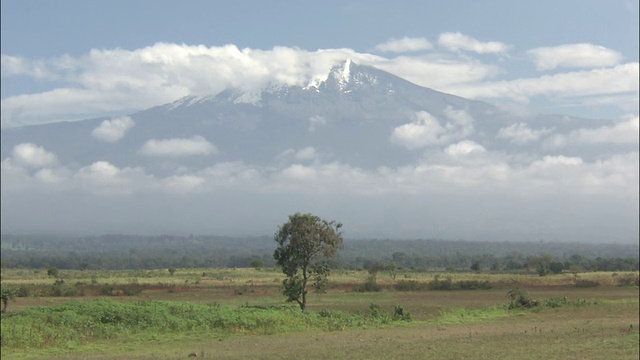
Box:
[1,1,638,242]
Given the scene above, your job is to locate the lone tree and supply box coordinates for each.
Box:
[273,213,343,311]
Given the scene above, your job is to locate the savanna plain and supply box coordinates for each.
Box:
[1,267,638,359]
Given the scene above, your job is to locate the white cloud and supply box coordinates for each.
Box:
[74,161,153,195]
[497,123,553,144]
[438,32,509,54]
[534,155,584,166]
[0,54,59,79]
[390,108,475,149]
[294,147,317,161]
[546,117,639,148]
[390,111,446,149]
[450,63,639,102]
[445,140,486,157]
[91,116,135,142]
[138,136,218,157]
[374,37,433,53]
[527,44,623,71]
[570,117,639,144]
[10,143,57,168]
[0,44,501,128]
[373,57,501,89]
[0,41,636,132]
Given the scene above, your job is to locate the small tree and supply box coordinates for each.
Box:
[273,213,343,311]
[47,267,59,278]
[1,287,16,313]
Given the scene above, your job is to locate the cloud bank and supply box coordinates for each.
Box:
[1,34,637,128]
[527,44,623,71]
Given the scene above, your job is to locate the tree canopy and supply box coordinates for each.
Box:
[273,213,343,311]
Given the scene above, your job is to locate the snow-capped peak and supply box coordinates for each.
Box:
[332,59,352,92]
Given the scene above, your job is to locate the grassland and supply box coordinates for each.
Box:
[1,268,638,359]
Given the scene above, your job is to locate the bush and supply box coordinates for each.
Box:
[47,267,59,277]
[51,280,80,297]
[393,280,425,291]
[393,305,411,321]
[353,276,382,292]
[456,280,492,290]
[574,279,599,288]
[427,275,492,291]
[428,275,454,290]
[98,282,143,296]
[13,285,31,297]
[616,273,639,287]
[507,288,538,309]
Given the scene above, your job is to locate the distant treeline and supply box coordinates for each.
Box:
[1,234,638,272]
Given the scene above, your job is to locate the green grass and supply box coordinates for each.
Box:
[1,268,638,359]
[1,299,415,351]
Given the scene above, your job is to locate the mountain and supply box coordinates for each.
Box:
[0,60,598,173]
[1,60,637,241]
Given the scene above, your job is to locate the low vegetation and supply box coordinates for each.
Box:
[1,267,638,359]
[1,228,638,359]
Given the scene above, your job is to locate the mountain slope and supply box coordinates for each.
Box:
[1,60,637,241]
[0,60,601,172]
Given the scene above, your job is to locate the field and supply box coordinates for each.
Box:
[1,268,638,359]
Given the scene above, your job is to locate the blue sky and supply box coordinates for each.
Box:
[1,0,638,127]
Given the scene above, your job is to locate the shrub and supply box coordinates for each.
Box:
[456,280,492,290]
[393,280,425,291]
[574,279,599,288]
[353,276,382,292]
[51,280,80,297]
[507,288,538,309]
[98,282,142,296]
[428,275,453,290]
[13,284,30,297]
[393,305,411,321]
[47,267,59,277]
[427,276,492,291]
[616,273,639,287]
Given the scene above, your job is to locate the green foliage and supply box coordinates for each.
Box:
[506,288,538,309]
[1,287,16,313]
[50,279,81,297]
[47,267,59,277]
[427,275,492,291]
[273,213,343,311]
[2,233,638,272]
[436,306,509,325]
[0,300,413,349]
[250,259,264,268]
[392,305,411,321]
[549,261,564,274]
